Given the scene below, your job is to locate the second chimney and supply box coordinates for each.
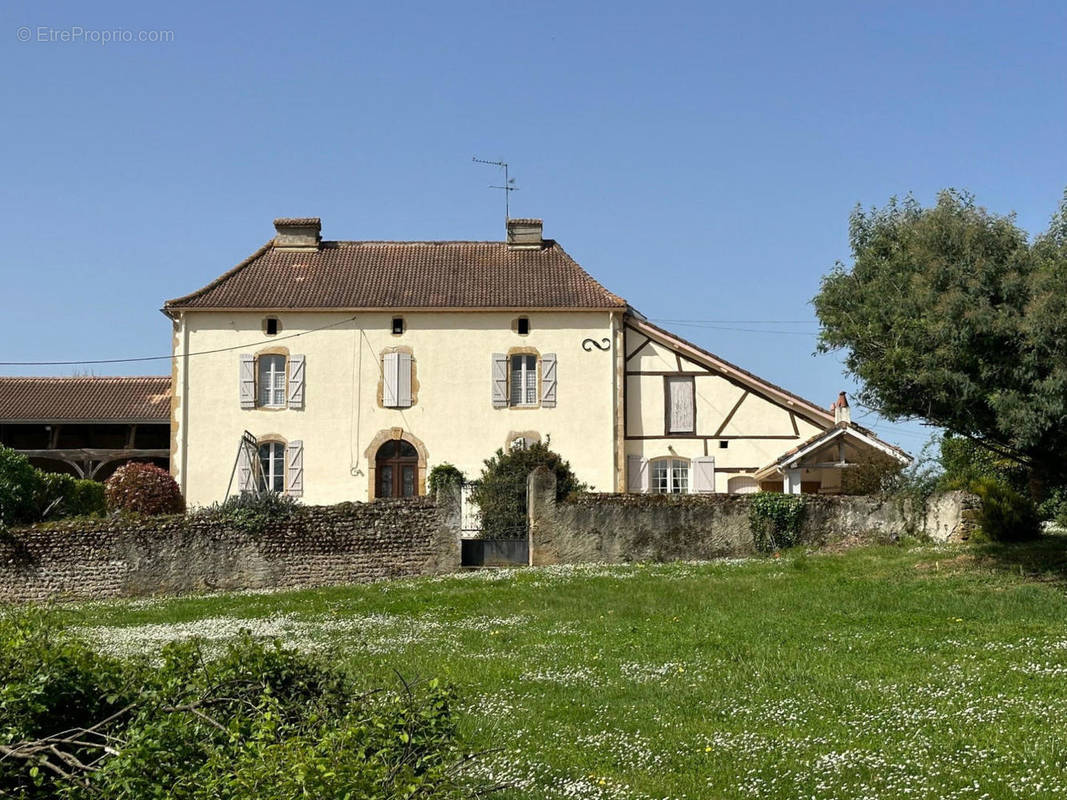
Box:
[273,217,322,250]
[833,391,851,425]
[506,218,544,249]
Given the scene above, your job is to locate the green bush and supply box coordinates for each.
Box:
[428,463,465,496]
[105,462,185,516]
[471,439,585,538]
[192,492,303,533]
[0,446,44,527]
[749,492,807,553]
[69,478,107,517]
[972,477,1041,542]
[0,611,473,800]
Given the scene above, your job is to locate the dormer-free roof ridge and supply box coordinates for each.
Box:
[163,220,626,313]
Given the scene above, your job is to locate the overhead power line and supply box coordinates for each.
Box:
[0,315,358,367]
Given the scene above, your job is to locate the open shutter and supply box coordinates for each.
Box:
[626,455,649,493]
[286,440,304,498]
[287,354,305,409]
[692,456,716,493]
[397,352,412,408]
[491,353,508,408]
[383,352,399,407]
[239,354,255,409]
[541,353,557,408]
[237,440,254,493]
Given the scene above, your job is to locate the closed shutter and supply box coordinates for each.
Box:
[286,440,304,498]
[383,352,399,407]
[626,454,649,493]
[667,377,695,433]
[541,353,557,408]
[692,456,716,493]
[491,353,508,408]
[237,439,254,493]
[239,354,255,409]
[397,352,412,408]
[287,354,305,409]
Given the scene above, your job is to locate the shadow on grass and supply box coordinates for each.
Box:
[973,531,1067,585]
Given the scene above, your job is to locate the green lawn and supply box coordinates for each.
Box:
[56,539,1067,800]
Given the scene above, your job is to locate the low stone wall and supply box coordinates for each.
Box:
[528,467,978,565]
[0,492,461,603]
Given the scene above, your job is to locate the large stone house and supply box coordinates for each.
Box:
[162,217,907,507]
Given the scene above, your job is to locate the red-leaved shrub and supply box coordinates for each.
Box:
[104,462,185,515]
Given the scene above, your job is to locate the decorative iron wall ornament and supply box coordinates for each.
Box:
[582,337,611,352]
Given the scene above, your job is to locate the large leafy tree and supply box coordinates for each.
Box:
[814,189,1067,484]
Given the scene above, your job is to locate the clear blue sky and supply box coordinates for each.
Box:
[3,1,1066,454]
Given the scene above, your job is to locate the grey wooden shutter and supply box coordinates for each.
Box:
[626,455,649,493]
[383,352,399,407]
[239,354,255,409]
[541,353,557,408]
[237,439,255,493]
[397,352,412,408]
[286,440,304,498]
[692,456,716,493]
[287,354,305,409]
[491,353,508,408]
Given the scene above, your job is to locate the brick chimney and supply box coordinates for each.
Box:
[506,218,544,250]
[833,391,851,425]
[273,217,321,250]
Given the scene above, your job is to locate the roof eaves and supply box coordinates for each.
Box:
[162,239,275,312]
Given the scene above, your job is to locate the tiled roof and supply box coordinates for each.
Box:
[164,240,627,311]
[755,422,912,478]
[0,377,171,423]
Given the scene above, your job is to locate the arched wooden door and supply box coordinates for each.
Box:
[375,440,419,498]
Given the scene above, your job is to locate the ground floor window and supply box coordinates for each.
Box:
[651,458,689,494]
[258,441,285,493]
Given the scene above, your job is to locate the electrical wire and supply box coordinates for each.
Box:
[0,315,359,366]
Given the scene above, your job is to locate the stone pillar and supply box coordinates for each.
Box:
[427,482,462,573]
[528,466,558,566]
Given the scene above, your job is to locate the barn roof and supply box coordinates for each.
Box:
[0,377,171,423]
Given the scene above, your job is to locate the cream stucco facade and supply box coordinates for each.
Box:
[171,310,622,507]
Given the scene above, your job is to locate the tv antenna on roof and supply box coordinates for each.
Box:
[472,156,518,224]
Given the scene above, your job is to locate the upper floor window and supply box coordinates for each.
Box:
[651,457,689,494]
[381,351,414,408]
[491,351,556,409]
[392,317,405,335]
[510,354,537,407]
[264,317,280,336]
[665,376,695,435]
[239,352,305,410]
[258,354,287,407]
[516,317,530,335]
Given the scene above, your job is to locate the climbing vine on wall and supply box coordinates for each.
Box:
[749,492,806,553]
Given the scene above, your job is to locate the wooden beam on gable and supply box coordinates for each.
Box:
[714,390,749,437]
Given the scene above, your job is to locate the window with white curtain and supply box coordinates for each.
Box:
[510,354,537,407]
[258,354,287,407]
[650,458,689,494]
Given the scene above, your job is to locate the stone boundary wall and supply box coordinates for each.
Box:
[527,467,979,565]
[0,491,461,604]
